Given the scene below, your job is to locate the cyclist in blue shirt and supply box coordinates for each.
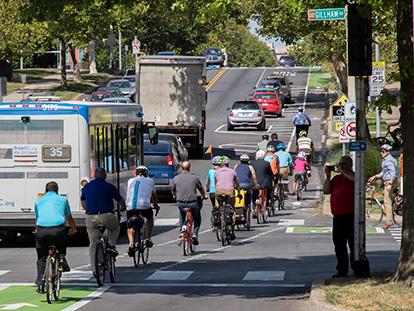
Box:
[35,181,77,294]
[275,143,294,194]
[293,106,311,139]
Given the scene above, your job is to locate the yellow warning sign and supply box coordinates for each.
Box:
[330,94,349,127]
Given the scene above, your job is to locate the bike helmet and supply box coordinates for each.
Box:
[299,130,307,137]
[380,144,392,151]
[298,106,304,111]
[277,143,285,150]
[297,151,306,160]
[212,155,221,166]
[266,144,275,153]
[262,134,269,140]
[220,155,230,165]
[136,165,149,177]
[240,154,250,162]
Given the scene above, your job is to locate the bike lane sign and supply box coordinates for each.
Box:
[344,102,356,139]
[332,106,344,123]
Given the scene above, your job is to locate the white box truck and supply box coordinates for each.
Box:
[138,56,206,157]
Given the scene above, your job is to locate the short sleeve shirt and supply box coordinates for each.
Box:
[126,176,156,210]
[214,167,239,191]
[206,168,217,193]
[35,192,71,226]
[264,153,279,175]
[294,158,308,172]
[330,175,355,216]
[80,178,122,213]
[296,137,313,154]
[172,172,204,202]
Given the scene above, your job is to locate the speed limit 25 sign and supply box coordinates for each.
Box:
[370,62,385,97]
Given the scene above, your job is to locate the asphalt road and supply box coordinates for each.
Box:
[0,66,401,311]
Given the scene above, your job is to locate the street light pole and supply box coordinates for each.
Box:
[119,29,122,70]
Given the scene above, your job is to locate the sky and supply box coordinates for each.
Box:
[248,20,287,47]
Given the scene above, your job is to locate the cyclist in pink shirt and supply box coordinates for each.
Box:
[291,151,310,195]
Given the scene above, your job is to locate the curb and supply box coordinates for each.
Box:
[309,280,351,311]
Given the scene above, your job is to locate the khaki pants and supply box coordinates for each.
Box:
[86,212,120,273]
[383,179,399,222]
[215,189,236,224]
[279,167,289,192]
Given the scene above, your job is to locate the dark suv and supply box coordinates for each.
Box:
[278,55,297,67]
[144,141,182,194]
[202,47,225,67]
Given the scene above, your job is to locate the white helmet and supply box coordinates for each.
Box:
[240,154,250,162]
[212,156,221,165]
[266,145,275,153]
[297,151,306,160]
[220,155,230,165]
[380,144,392,151]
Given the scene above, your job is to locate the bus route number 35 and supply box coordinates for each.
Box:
[42,145,71,162]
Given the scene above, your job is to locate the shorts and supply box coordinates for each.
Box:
[127,208,153,220]
[294,171,305,181]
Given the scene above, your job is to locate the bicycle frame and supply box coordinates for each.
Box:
[366,183,400,227]
[44,242,62,304]
[254,188,268,223]
[95,226,115,286]
[180,208,195,255]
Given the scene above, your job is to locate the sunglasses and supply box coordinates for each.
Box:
[380,150,387,153]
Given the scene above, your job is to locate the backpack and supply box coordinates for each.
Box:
[393,194,403,216]
[211,206,220,226]
[223,204,234,225]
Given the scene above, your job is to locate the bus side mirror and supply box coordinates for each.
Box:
[147,127,158,145]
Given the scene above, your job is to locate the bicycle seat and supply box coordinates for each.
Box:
[96,224,107,232]
[219,194,228,199]
[182,208,192,212]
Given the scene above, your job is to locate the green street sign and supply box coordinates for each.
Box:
[308,8,345,21]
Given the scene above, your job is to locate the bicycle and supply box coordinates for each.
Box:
[365,183,401,227]
[216,194,234,246]
[234,188,251,231]
[43,239,63,304]
[275,176,287,210]
[253,188,269,224]
[372,125,402,149]
[295,171,309,201]
[94,224,116,286]
[130,207,159,267]
[179,207,197,256]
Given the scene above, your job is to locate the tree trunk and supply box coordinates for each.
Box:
[392,0,414,286]
[68,43,83,82]
[60,39,67,90]
[329,51,348,96]
[89,39,97,74]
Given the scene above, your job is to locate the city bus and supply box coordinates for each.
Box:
[0,101,144,242]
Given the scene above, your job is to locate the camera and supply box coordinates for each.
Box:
[326,165,335,172]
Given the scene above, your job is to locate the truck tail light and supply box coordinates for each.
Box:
[167,155,174,166]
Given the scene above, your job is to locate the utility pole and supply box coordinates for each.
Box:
[132,25,143,165]
[118,29,122,71]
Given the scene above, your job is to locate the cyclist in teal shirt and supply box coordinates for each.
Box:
[206,156,221,207]
[34,181,77,294]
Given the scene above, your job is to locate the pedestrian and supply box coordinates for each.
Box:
[172,161,207,246]
[34,181,77,294]
[257,134,269,152]
[367,144,399,229]
[81,167,126,277]
[323,156,355,278]
[293,106,311,140]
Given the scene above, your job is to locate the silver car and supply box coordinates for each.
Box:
[107,79,135,98]
[122,75,136,89]
[226,100,266,131]
[102,97,133,103]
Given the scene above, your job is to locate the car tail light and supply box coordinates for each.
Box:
[167,155,174,166]
[258,111,262,116]
[229,111,233,116]
[294,62,297,66]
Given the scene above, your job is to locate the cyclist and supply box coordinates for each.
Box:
[264,144,280,177]
[35,181,77,294]
[206,156,221,207]
[291,151,311,195]
[295,130,315,166]
[266,132,284,151]
[293,106,311,140]
[126,166,160,256]
[257,134,269,152]
[214,155,241,240]
[251,150,274,211]
[234,154,259,209]
[275,143,294,195]
[172,161,207,246]
[80,167,126,277]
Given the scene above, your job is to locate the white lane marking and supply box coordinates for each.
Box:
[315,186,321,200]
[155,219,179,226]
[61,286,110,311]
[0,271,9,277]
[286,227,294,233]
[243,271,285,281]
[62,270,93,281]
[278,219,305,226]
[96,282,306,288]
[375,227,385,233]
[146,271,193,281]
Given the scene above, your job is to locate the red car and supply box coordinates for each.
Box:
[253,92,282,117]
[89,91,114,102]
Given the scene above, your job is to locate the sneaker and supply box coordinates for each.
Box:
[36,284,45,294]
[128,246,135,257]
[381,221,393,229]
[106,244,119,256]
[191,235,199,246]
[145,238,154,248]
[59,257,71,272]
[290,191,295,196]
[252,213,257,219]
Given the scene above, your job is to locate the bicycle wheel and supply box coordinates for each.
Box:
[278,187,284,210]
[392,212,401,227]
[45,255,53,304]
[297,179,303,201]
[271,195,277,216]
[255,204,261,224]
[246,207,251,231]
[182,231,189,256]
[53,262,61,300]
[133,230,141,268]
[221,214,228,246]
[142,244,150,263]
[215,223,221,241]
[95,242,105,286]
[372,137,391,147]
[108,255,116,282]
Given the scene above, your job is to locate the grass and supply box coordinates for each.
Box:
[324,272,414,311]
[308,67,329,87]
[13,68,58,80]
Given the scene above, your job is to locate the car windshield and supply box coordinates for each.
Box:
[110,81,130,88]
[204,48,221,55]
[258,82,280,90]
[232,102,259,110]
[255,94,276,99]
[90,93,110,101]
[270,78,286,86]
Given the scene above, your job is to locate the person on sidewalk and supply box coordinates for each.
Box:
[172,161,207,245]
[367,144,399,229]
[323,156,355,278]
[81,167,126,277]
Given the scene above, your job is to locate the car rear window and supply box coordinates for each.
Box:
[281,56,295,61]
[255,94,276,99]
[232,102,259,110]
[144,155,168,167]
[144,141,170,152]
[110,81,130,88]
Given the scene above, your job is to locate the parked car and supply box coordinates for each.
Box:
[157,51,176,56]
[107,79,135,98]
[266,75,292,103]
[89,91,114,102]
[278,55,297,67]
[102,97,133,103]
[122,75,136,89]
[226,100,266,131]
[97,87,122,97]
[144,133,189,161]
[144,140,182,194]
[256,80,286,107]
[202,47,225,67]
[253,91,282,117]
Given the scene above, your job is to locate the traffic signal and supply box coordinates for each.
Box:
[134,25,138,36]
[347,4,372,77]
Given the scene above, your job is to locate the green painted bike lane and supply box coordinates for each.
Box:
[0,285,100,310]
